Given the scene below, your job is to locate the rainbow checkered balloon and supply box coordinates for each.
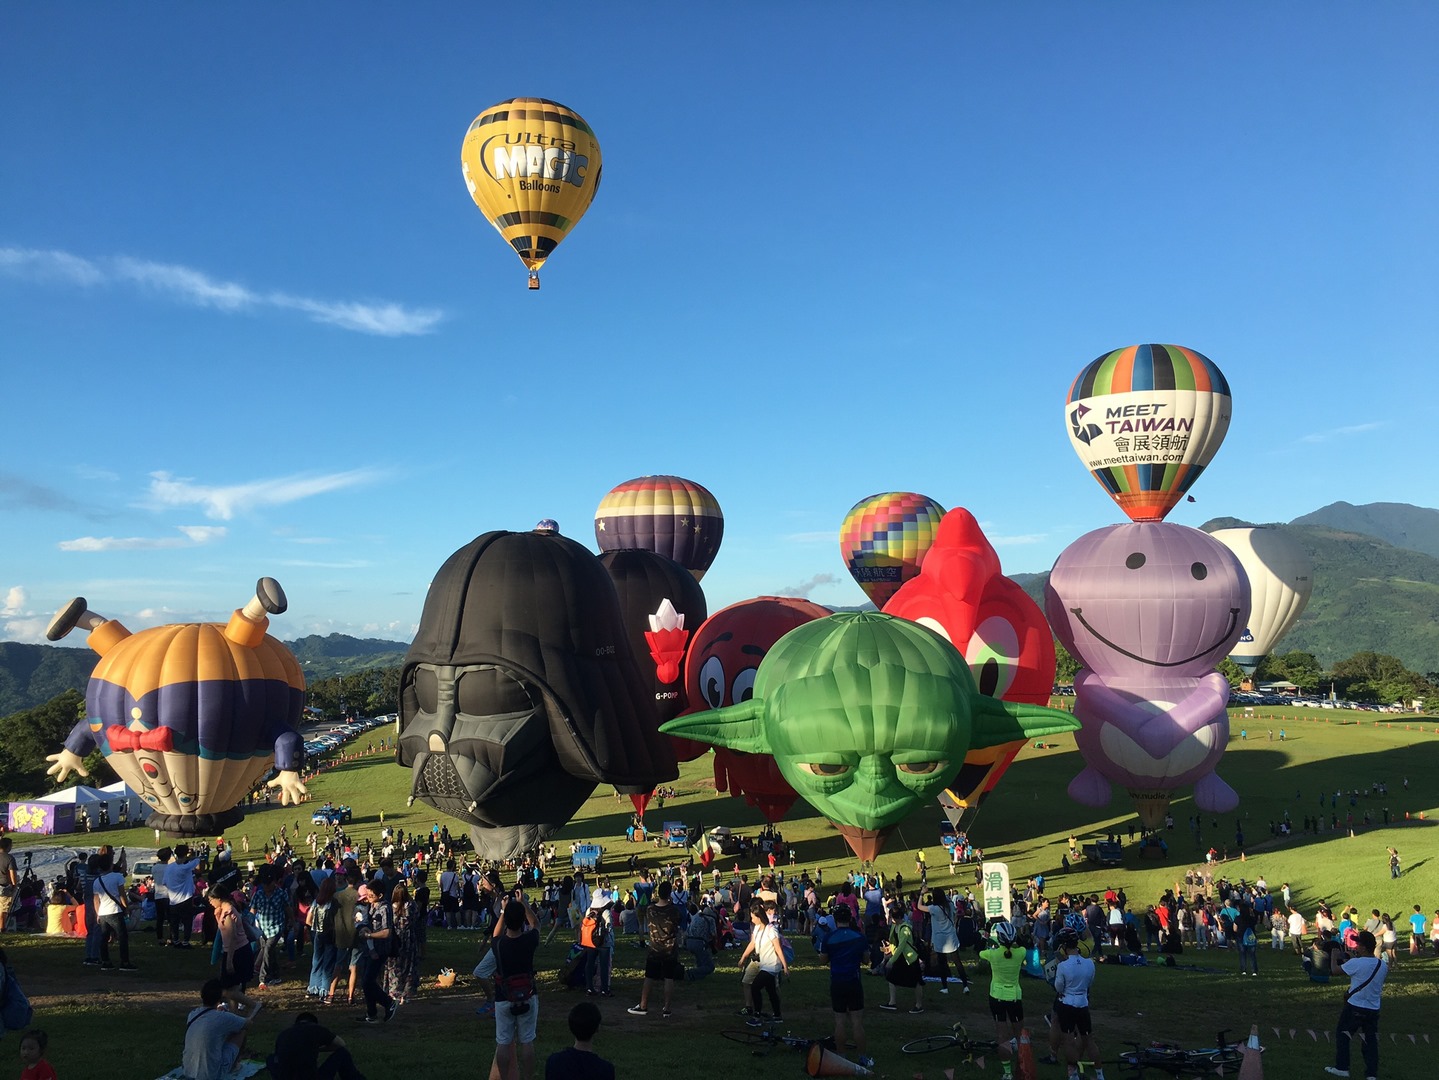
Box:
[839,492,945,607]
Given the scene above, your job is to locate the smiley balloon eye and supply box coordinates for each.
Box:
[802,763,850,777]
[1191,562,1208,580]
[898,761,945,775]
[141,761,160,778]
[1125,552,1146,570]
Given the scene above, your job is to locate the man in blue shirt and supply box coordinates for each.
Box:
[820,904,873,1069]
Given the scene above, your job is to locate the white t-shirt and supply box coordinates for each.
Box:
[1341,956,1387,1010]
[753,924,784,974]
[183,1007,247,1080]
[92,872,127,917]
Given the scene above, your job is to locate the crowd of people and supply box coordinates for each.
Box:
[3,804,1429,1080]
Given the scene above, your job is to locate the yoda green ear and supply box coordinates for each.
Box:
[659,699,771,755]
[970,696,1079,751]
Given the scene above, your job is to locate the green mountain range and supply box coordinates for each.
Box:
[5,502,1437,717]
[1013,502,1439,676]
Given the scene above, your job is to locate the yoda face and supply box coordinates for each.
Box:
[661,612,1078,831]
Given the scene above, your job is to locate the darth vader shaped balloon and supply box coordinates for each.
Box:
[398,527,678,860]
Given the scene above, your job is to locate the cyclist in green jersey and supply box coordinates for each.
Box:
[980,921,1026,1080]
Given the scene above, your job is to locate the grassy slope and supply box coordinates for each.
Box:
[8,710,1438,1079]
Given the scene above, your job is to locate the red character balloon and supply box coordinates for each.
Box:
[678,596,829,822]
[883,509,1056,830]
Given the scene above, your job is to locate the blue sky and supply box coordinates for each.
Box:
[3,4,1435,645]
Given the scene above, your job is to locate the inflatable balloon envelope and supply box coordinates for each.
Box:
[595,475,724,581]
[677,596,830,819]
[1044,522,1250,827]
[661,612,1078,856]
[883,508,1057,830]
[1209,527,1314,675]
[1066,345,1231,523]
[398,528,677,860]
[46,578,306,836]
[460,97,603,289]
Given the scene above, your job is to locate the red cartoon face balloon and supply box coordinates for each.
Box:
[883,508,1056,820]
[678,596,829,822]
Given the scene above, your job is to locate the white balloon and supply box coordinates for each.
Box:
[1210,528,1315,673]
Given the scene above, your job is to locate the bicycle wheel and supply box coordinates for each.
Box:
[901,1034,957,1055]
[719,1029,773,1053]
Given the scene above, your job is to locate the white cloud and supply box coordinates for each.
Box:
[2,586,27,617]
[58,525,228,551]
[1,616,53,644]
[145,468,385,520]
[1298,421,1386,444]
[0,246,443,337]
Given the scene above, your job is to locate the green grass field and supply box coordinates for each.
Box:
[7,708,1437,1079]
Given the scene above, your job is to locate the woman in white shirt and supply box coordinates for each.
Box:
[737,903,788,1022]
[924,889,970,994]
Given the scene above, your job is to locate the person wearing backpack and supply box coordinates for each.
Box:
[306,875,340,1003]
[580,890,614,996]
[1237,908,1260,977]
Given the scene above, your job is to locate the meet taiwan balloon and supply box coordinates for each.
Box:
[1210,527,1315,675]
[883,508,1057,832]
[662,612,1078,860]
[1044,522,1251,828]
[460,97,603,289]
[595,476,724,581]
[43,578,307,835]
[397,527,677,860]
[1066,345,1231,523]
[840,492,945,608]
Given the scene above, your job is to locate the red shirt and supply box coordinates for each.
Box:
[22,1061,58,1080]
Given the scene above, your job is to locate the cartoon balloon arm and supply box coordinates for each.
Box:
[660,700,768,754]
[968,696,1079,751]
[1076,671,1231,760]
[45,747,91,783]
[267,770,309,806]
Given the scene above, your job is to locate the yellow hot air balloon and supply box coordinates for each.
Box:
[460,97,603,289]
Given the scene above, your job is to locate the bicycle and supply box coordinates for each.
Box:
[1116,1029,1245,1078]
[719,1021,814,1058]
[902,1020,1000,1058]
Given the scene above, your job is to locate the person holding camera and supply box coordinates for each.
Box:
[490,892,541,1080]
[1326,928,1387,1079]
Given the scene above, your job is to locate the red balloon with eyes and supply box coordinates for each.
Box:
[678,596,829,823]
[883,509,1056,824]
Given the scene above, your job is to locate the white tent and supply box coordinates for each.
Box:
[97,781,147,820]
[34,784,109,806]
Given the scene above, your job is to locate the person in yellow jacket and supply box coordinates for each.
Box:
[879,902,925,1014]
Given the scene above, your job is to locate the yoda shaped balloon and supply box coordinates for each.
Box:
[660,611,1078,857]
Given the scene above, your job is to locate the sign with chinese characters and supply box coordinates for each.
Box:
[8,801,76,835]
[981,860,1012,923]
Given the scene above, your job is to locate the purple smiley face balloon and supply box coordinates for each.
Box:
[1045,522,1250,679]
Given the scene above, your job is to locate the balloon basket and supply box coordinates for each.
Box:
[147,805,247,837]
[527,271,540,290]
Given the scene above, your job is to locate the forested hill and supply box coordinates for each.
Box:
[1290,501,1439,560]
[1010,503,1439,674]
[0,633,410,717]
